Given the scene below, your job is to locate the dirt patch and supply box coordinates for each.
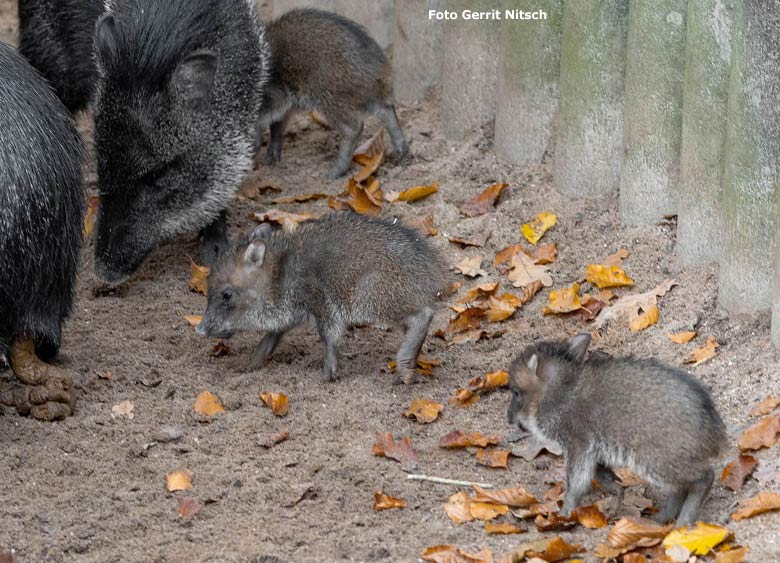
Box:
[2,4,779,563]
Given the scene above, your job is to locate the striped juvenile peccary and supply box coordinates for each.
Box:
[261,8,408,179]
[0,41,85,420]
[197,213,445,383]
[507,334,728,526]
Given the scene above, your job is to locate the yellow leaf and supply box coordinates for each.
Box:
[193,390,225,416]
[184,315,203,327]
[731,491,780,521]
[586,264,635,289]
[629,304,659,332]
[166,470,193,492]
[543,283,582,315]
[668,331,697,344]
[188,262,209,295]
[260,392,289,416]
[521,211,557,245]
[469,501,509,520]
[403,398,444,423]
[388,180,439,203]
[484,521,524,534]
[685,336,719,365]
[373,490,407,511]
[444,491,474,524]
[662,522,730,555]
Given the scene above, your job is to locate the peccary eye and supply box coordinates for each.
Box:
[222,289,234,303]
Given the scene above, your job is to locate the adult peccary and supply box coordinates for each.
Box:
[17,0,104,113]
[92,0,269,282]
[506,334,727,526]
[197,213,445,383]
[0,41,84,421]
[261,8,408,178]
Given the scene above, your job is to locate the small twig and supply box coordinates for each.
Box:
[406,474,494,489]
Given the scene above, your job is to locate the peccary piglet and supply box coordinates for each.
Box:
[261,8,408,178]
[0,41,84,420]
[197,213,445,383]
[507,334,727,527]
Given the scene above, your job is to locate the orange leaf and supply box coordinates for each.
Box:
[469,501,509,521]
[260,392,289,416]
[738,413,780,451]
[494,244,526,273]
[458,182,509,217]
[328,178,383,215]
[457,283,500,304]
[83,195,100,237]
[472,484,537,507]
[531,243,557,264]
[586,264,635,289]
[188,262,209,295]
[439,430,500,449]
[605,517,673,550]
[192,390,225,416]
[668,331,697,344]
[525,536,584,562]
[720,455,757,491]
[421,545,493,563]
[604,248,630,267]
[166,470,193,492]
[514,501,559,518]
[450,388,480,407]
[486,294,522,322]
[443,491,474,524]
[352,152,383,183]
[253,209,315,231]
[403,398,444,423]
[731,491,780,520]
[750,396,780,417]
[521,211,557,245]
[446,308,487,336]
[629,304,659,332]
[177,497,201,520]
[387,180,439,203]
[372,432,417,464]
[475,448,510,469]
[410,213,438,237]
[373,490,407,511]
[388,357,441,377]
[571,504,608,529]
[484,521,524,535]
[534,511,577,532]
[272,192,328,204]
[467,370,509,392]
[184,315,203,327]
[542,283,582,315]
[715,546,750,563]
[684,336,719,365]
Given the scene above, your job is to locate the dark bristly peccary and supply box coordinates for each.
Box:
[262,8,408,179]
[506,334,727,527]
[0,41,84,420]
[197,213,445,383]
[92,0,270,282]
[18,0,104,113]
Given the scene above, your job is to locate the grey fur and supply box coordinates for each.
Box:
[197,213,445,383]
[261,8,408,178]
[506,334,728,526]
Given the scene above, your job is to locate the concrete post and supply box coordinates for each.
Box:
[392,0,445,103]
[619,0,687,225]
[554,0,628,197]
[494,0,563,165]
[676,0,733,265]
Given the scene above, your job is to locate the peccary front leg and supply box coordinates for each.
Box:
[317,322,345,382]
[0,336,74,421]
[561,447,596,517]
[328,119,363,179]
[251,331,285,368]
[675,468,715,527]
[373,102,408,158]
[393,307,433,385]
[200,210,229,268]
[652,487,687,524]
[264,118,287,165]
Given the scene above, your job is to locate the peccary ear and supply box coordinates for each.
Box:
[94,15,118,66]
[171,51,218,104]
[250,224,273,240]
[243,240,266,267]
[567,333,591,362]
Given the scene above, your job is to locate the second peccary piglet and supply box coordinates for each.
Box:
[197,213,445,383]
[507,334,727,526]
[261,8,408,178]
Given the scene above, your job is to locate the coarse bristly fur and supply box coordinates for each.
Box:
[506,334,728,527]
[197,212,446,384]
[92,0,270,283]
[0,41,85,362]
[261,8,408,179]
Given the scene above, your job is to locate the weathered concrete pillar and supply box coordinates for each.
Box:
[554,0,628,197]
[676,0,733,265]
[619,0,687,225]
[719,0,780,315]
[332,0,395,50]
[494,0,563,165]
[392,0,445,103]
[441,0,500,140]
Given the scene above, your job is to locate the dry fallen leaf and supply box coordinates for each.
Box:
[188,262,209,295]
[439,430,500,449]
[446,307,487,336]
[83,195,100,237]
[514,501,560,519]
[272,192,328,204]
[388,357,441,377]
[750,396,780,417]
[253,209,315,231]
[684,336,719,365]
[467,370,509,392]
[352,152,383,183]
[448,231,492,248]
[444,491,474,524]
[450,388,480,407]
[576,293,609,321]
[571,504,608,529]
[470,501,509,521]
[475,448,510,469]
[507,252,553,288]
[237,178,282,200]
[421,545,493,563]
[373,490,407,511]
[531,243,557,265]
[720,455,757,491]
[473,484,536,507]
[629,304,659,332]
[328,177,383,215]
[738,413,780,451]
[260,392,289,416]
[715,546,750,563]
[354,128,385,157]
[595,279,677,330]
[484,521,524,535]
[372,432,417,465]
[177,497,202,520]
[192,391,225,417]
[459,182,509,217]
[521,211,557,245]
[586,264,635,289]
[403,398,444,423]
[524,536,584,562]
[731,491,780,521]
[543,283,582,315]
[166,470,193,492]
[454,256,487,278]
[410,213,438,236]
[494,244,526,273]
[604,248,630,267]
[662,522,730,555]
[668,331,697,344]
[185,315,203,327]
[111,400,135,419]
[458,283,500,304]
[386,180,439,203]
[210,341,234,357]
[604,517,673,551]
[533,511,577,532]
[486,294,522,322]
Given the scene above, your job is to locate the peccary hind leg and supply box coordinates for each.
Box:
[328,119,363,179]
[251,331,285,368]
[0,337,74,421]
[264,117,287,165]
[393,307,433,385]
[675,468,715,527]
[200,210,229,268]
[373,102,408,158]
[318,322,345,382]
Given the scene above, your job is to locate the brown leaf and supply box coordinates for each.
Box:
[467,370,509,392]
[484,521,524,535]
[443,491,474,524]
[388,357,441,377]
[166,470,193,492]
[668,331,698,344]
[386,180,439,203]
[513,501,560,518]
[272,192,328,204]
[446,307,487,336]
[684,336,719,365]
[604,248,630,267]
[328,177,383,216]
[472,484,537,507]
[421,545,493,563]
[439,430,500,449]
[403,398,444,423]
[614,467,645,487]
[543,483,565,502]
[352,152,383,183]
[531,243,557,265]
[373,490,407,511]
[507,252,553,288]
[458,283,500,304]
[354,129,386,158]
[720,455,757,491]
[475,448,510,469]
[448,231,492,248]
[177,497,202,520]
[372,432,417,465]
[486,294,522,322]
[571,504,608,529]
[629,304,659,332]
[237,178,282,200]
[715,546,750,563]
[83,194,100,237]
[594,279,677,330]
[494,244,526,274]
[750,396,780,417]
[543,283,582,315]
[738,413,780,451]
[253,209,315,231]
[450,388,480,407]
[586,264,635,289]
[192,391,225,417]
[458,182,508,217]
[470,501,509,521]
[410,213,439,236]
[731,491,780,520]
[525,537,584,562]
[454,256,487,278]
[605,517,672,550]
[209,341,234,358]
[260,392,289,416]
[575,293,609,321]
[533,512,576,532]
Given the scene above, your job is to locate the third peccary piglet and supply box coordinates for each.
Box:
[507,334,727,526]
[197,213,445,383]
[261,8,408,178]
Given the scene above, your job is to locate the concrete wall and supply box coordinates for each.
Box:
[392,0,445,103]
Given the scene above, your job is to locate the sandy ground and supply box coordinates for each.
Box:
[2,3,780,562]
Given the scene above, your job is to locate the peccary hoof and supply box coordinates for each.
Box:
[34,335,60,362]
